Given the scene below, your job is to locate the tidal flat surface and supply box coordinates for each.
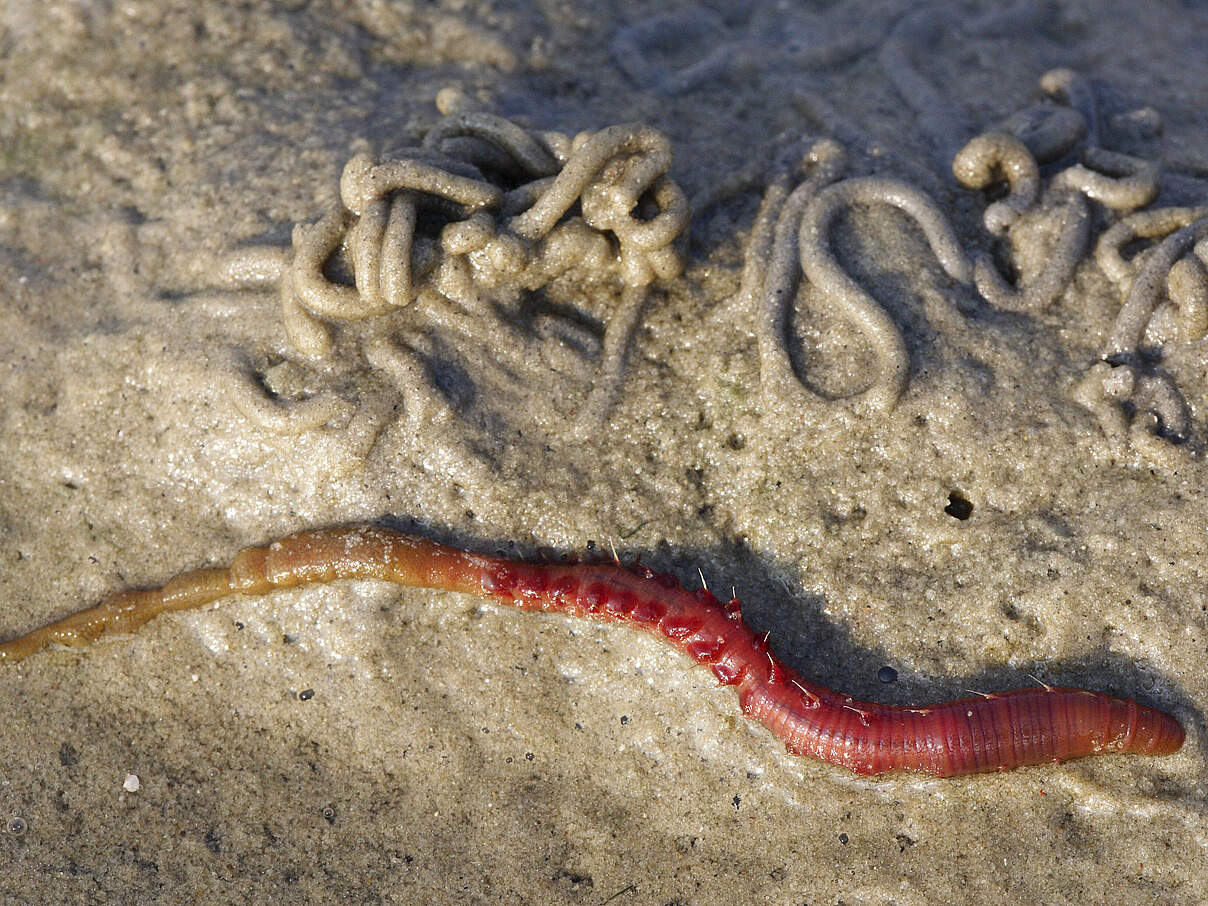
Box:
[1,1,1206,903]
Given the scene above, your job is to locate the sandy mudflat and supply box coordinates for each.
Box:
[1,1,1207,903]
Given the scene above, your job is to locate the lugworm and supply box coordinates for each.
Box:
[0,526,1184,777]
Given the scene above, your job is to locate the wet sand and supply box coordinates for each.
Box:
[1,1,1206,903]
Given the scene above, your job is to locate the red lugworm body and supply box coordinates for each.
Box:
[0,526,1185,776]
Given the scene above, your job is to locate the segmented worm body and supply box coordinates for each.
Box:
[0,526,1184,777]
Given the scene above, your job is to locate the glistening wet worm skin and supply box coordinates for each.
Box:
[0,526,1185,777]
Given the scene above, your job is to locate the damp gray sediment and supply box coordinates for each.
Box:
[0,2,1205,904]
